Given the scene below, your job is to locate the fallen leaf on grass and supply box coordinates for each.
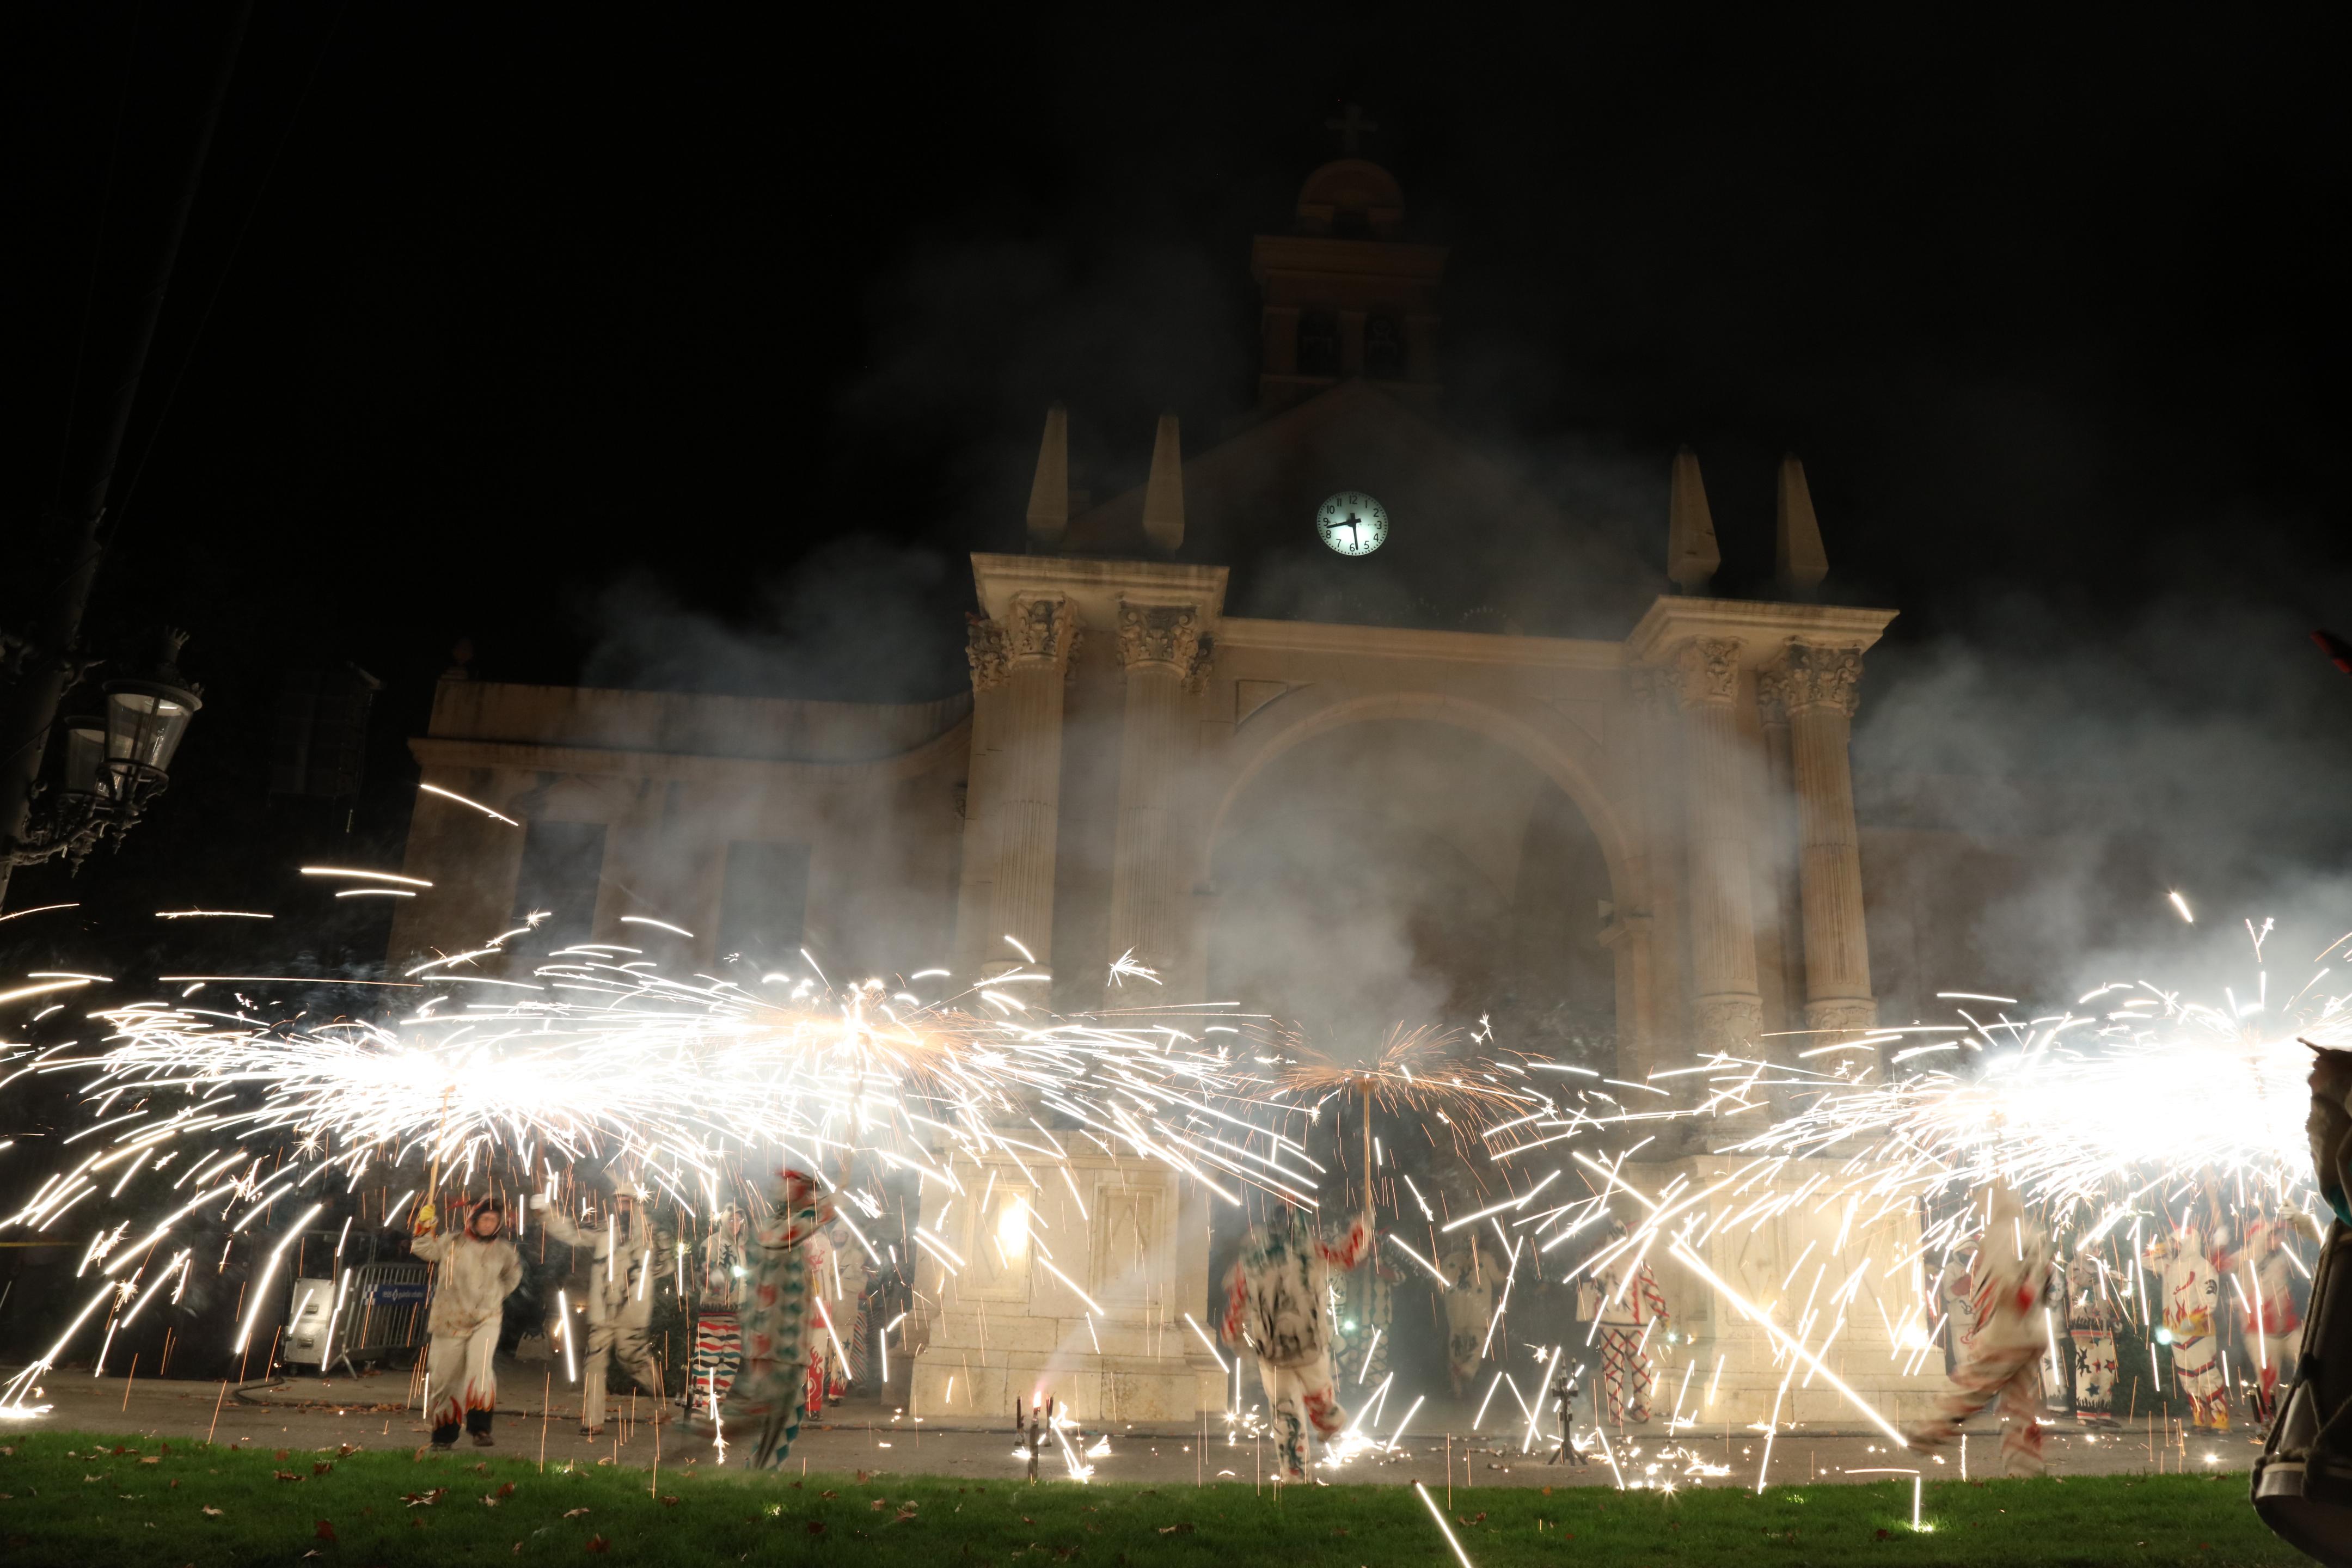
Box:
[314,1461,334,1476]
[819,1489,837,1499]
[139,1456,160,1465]
[481,1494,501,1507]
[274,1471,304,1482]
[201,1505,223,1516]
[498,1481,517,1498]
[659,1496,679,1507]
[1157,1522,1194,1535]
[806,1521,827,1537]
[871,1497,890,1511]
[316,1520,338,1542]
[564,1507,592,1518]
[585,1534,610,1553]
[277,1449,291,1461]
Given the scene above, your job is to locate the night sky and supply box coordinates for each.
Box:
[6,3,2349,954]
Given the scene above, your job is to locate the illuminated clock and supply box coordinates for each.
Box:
[1316,491,1389,556]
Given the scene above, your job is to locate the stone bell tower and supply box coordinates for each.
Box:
[1251,106,1447,415]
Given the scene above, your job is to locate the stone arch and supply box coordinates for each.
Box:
[1200,688,1638,914]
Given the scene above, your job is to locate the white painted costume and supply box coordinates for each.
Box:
[1220,1207,1373,1480]
[535,1189,669,1434]
[2146,1222,2230,1431]
[411,1198,524,1448]
[1907,1183,2051,1476]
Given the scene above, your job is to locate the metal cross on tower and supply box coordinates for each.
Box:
[1324,103,1378,156]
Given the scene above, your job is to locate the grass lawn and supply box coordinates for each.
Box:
[0,1428,2296,1566]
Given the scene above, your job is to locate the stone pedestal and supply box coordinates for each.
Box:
[909,1145,1221,1426]
[1632,1154,1951,1430]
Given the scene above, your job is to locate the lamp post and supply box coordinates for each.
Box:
[0,3,248,909]
[0,632,203,876]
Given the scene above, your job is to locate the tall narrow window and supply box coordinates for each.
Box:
[512,820,607,944]
[1365,314,1405,379]
[1297,311,1340,377]
[718,841,812,961]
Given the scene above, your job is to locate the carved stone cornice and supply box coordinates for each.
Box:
[1771,642,1864,719]
[965,614,1009,694]
[1668,636,1743,709]
[1005,591,1075,670]
[1116,601,1203,672]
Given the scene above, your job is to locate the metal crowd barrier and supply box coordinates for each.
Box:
[320,1261,432,1375]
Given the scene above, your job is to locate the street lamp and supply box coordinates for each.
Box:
[1,629,202,872]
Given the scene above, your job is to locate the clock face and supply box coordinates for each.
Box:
[1316,491,1389,556]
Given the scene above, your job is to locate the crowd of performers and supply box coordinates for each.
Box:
[401,1166,911,1465]
[1911,1176,2319,1477]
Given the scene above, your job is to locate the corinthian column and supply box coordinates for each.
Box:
[1773,642,1876,1034]
[1107,600,1208,988]
[1670,636,1765,1054]
[951,615,1010,978]
[990,591,1075,973]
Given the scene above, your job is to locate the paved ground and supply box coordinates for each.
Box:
[10,1363,2252,1492]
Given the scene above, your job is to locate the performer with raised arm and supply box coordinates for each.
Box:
[684,1202,750,1416]
[531,1177,669,1437]
[1578,1220,1669,1426]
[2146,1208,2232,1432]
[409,1195,524,1450]
[2065,1248,2122,1426]
[714,1167,837,1468]
[1220,1200,1374,1482]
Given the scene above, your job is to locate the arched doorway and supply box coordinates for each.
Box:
[1205,716,1615,1064]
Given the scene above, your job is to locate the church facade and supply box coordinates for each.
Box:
[387,153,1897,1083]
[385,150,1960,1425]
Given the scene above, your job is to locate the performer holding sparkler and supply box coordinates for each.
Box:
[1905,1181,2053,1476]
[1579,1219,1669,1426]
[2222,1204,2319,1430]
[2146,1201,2233,1432]
[533,1179,670,1437]
[1220,1200,1374,1483]
[2065,1248,2122,1426]
[1441,1238,1495,1398]
[409,1195,524,1450]
[685,1202,751,1416]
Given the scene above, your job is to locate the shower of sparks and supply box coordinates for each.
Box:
[3,872,2345,1485]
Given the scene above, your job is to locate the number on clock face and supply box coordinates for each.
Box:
[1316,491,1389,556]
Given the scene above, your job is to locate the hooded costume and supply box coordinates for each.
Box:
[411,1196,524,1448]
[712,1168,836,1468]
[2221,1209,2318,1426]
[1441,1241,1496,1396]
[687,1204,751,1416]
[2065,1250,2122,1424]
[1906,1181,2053,1476]
[533,1180,670,1435]
[2146,1220,2231,1430]
[1578,1226,1669,1425]
[1219,1204,1373,1480]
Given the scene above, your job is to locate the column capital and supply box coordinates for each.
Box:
[1768,641,1864,718]
[966,614,1009,693]
[1668,636,1743,708]
[1006,591,1077,670]
[1116,599,1204,672]
[1755,664,1790,728]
